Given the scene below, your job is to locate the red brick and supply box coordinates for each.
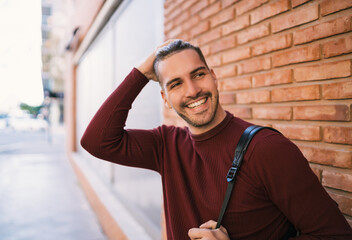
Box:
[167,25,183,38]
[200,2,221,20]
[198,28,221,45]
[310,166,322,181]
[328,192,352,216]
[299,145,352,169]
[237,57,271,75]
[219,93,236,104]
[291,0,310,8]
[222,47,251,64]
[272,44,320,67]
[164,4,183,23]
[190,21,209,38]
[251,0,290,24]
[182,15,200,32]
[164,21,174,33]
[210,35,236,54]
[322,170,352,192]
[222,0,240,8]
[324,126,352,144]
[252,34,292,56]
[189,38,200,47]
[207,54,222,67]
[272,85,320,102]
[253,106,292,120]
[190,0,208,15]
[322,80,352,100]
[210,6,235,27]
[164,0,172,8]
[219,77,252,91]
[215,64,237,78]
[347,218,352,228]
[236,0,269,16]
[174,10,190,25]
[181,0,198,11]
[201,45,211,56]
[237,23,270,45]
[322,35,352,58]
[236,90,270,104]
[294,60,352,82]
[221,15,249,35]
[253,69,292,87]
[179,31,190,41]
[164,0,178,15]
[224,106,252,119]
[273,124,321,141]
[294,105,350,121]
[321,0,352,16]
[294,16,352,45]
[271,5,319,33]
[251,121,273,128]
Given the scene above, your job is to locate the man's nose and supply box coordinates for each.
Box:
[185,80,201,98]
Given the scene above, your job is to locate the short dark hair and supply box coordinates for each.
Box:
[153,40,209,85]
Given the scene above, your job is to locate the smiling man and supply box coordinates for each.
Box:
[157,48,225,134]
[81,40,352,240]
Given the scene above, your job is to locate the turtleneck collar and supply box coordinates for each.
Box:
[189,111,233,142]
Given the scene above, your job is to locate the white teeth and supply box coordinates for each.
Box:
[187,98,207,108]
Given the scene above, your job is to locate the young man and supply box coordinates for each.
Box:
[81,40,352,239]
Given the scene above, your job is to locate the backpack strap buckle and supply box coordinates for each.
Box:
[226,166,238,182]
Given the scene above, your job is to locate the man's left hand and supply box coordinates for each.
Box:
[188,220,230,240]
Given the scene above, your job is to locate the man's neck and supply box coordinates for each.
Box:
[189,106,227,135]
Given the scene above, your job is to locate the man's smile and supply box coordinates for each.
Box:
[186,97,208,109]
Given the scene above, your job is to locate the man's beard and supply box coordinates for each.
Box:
[176,90,219,128]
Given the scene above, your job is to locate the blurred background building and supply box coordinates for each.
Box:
[0,1,106,239]
[61,0,352,239]
[41,0,66,126]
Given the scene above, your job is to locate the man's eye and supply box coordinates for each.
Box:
[170,82,181,89]
[195,72,205,78]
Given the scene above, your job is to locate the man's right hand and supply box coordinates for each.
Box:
[137,39,176,82]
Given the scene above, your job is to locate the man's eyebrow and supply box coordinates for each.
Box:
[165,66,207,88]
[190,66,207,75]
[165,78,181,88]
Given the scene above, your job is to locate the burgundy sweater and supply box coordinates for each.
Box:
[81,68,352,240]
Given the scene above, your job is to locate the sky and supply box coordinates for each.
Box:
[0,0,43,113]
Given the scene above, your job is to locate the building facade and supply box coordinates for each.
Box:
[41,0,67,125]
[65,0,352,239]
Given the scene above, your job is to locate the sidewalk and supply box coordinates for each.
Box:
[0,126,106,240]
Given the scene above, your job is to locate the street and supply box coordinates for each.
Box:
[0,127,106,240]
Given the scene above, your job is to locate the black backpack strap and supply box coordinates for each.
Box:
[216,125,279,229]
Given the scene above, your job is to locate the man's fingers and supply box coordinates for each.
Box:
[200,220,217,229]
[188,227,208,239]
[199,220,229,235]
[188,227,219,239]
[188,227,229,240]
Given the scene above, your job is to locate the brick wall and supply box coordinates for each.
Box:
[164,0,352,225]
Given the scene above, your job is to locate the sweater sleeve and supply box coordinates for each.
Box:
[251,133,352,239]
[80,68,163,172]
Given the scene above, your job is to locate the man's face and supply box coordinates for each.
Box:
[158,49,221,133]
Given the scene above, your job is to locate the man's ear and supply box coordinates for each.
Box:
[161,90,172,109]
[210,68,218,86]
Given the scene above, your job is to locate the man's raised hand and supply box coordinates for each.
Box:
[137,39,176,82]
